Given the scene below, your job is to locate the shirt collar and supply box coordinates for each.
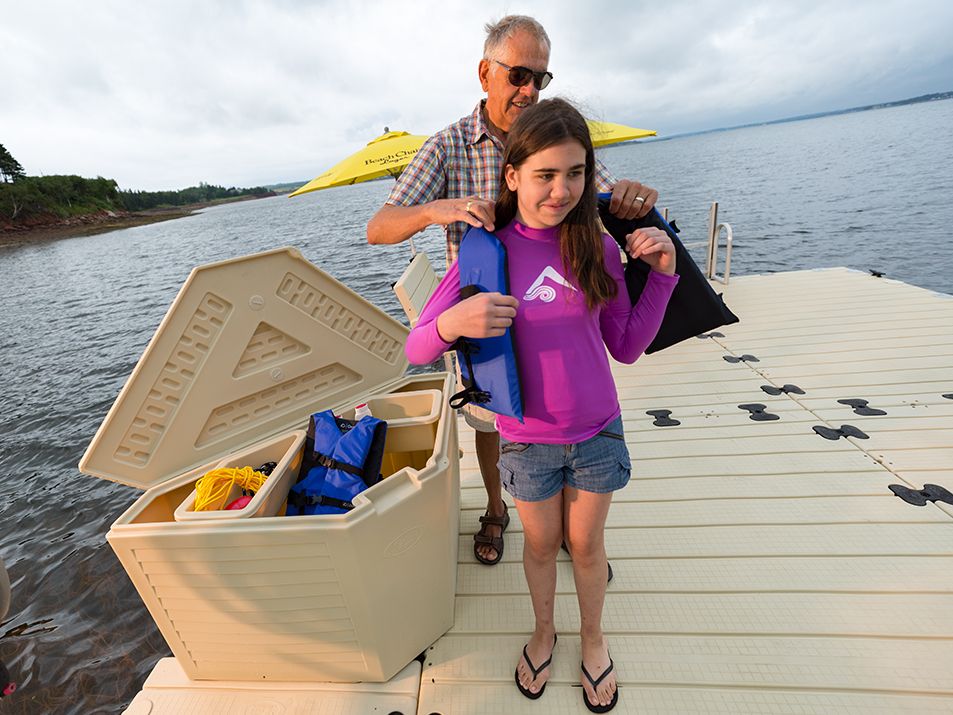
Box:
[467,100,505,151]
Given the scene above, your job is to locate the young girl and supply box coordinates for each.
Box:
[405,98,678,713]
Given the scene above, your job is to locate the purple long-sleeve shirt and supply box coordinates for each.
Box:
[406,221,678,444]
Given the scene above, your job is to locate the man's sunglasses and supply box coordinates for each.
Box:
[494,60,553,91]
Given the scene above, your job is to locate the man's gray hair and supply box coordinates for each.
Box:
[484,15,551,61]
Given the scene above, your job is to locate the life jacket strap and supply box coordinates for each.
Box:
[287,490,355,512]
[449,385,491,408]
[313,451,365,479]
[451,337,481,356]
[449,343,491,408]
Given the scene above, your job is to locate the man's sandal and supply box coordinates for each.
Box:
[581,653,619,713]
[515,633,557,699]
[473,502,510,565]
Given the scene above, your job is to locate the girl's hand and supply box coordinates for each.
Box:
[625,227,676,276]
[436,292,519,343]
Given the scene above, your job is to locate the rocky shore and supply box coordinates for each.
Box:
[0,192,277,247]
[0,207,197,246]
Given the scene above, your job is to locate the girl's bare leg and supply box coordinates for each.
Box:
[513,492,564,695]
[563,486,616,709]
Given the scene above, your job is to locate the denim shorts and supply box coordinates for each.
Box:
[498,416,631,502]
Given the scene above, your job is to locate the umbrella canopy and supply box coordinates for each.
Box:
[586,120,656,147]
[290,130,429,197]
[290,121,656,197]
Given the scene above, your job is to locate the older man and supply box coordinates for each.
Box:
[367,16,657,576]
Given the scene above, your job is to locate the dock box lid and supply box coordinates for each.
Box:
[79,247,411,489]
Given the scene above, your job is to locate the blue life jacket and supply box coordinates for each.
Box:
[449,226,524,422]
[286,410,387,515]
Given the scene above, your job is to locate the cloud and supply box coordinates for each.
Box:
[546,0,953,132]
[1,0,950,190]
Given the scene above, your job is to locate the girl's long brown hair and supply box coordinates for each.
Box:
[495,97,617,311]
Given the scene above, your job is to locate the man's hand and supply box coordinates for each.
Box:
[367,196,497,245]
[434,195,497,232]
[608,180,658,220]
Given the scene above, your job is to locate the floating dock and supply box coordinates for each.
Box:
[125,268,953,714]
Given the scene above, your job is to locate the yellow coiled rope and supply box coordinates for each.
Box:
[193,466,269,511]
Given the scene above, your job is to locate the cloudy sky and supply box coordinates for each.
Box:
[2,0,951,192]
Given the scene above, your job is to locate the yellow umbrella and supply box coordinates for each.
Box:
[586,120,656,148]
[291,121,654,198]
[290,130,429,197]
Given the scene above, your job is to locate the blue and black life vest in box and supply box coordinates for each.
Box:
[597,194,739,353]
[286,410,387,516]
[449,225,524,422]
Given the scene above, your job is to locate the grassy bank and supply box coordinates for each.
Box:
[1,177,277,246]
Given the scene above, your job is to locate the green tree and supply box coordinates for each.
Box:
[0,143,26,183]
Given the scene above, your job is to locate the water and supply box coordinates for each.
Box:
[608,100,953,292]
[1,99,950,714]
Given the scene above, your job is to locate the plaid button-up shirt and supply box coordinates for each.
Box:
[387,101,616,267]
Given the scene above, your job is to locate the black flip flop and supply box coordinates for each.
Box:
[515,633,557,699]
[581,654,618,713]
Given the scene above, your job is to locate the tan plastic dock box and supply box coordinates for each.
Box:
[79,247,459,683]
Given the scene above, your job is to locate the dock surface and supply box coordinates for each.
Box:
[428,267,953,714]
[126,268,953,714]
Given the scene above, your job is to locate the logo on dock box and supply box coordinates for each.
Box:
[384,525,426,558]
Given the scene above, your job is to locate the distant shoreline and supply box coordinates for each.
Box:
[641,90,953,143]
[0,193,274,248]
